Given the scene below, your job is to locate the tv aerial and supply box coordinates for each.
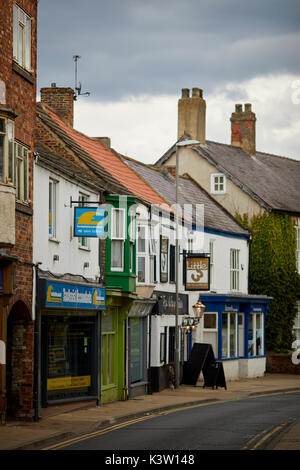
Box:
[73,55,90,101]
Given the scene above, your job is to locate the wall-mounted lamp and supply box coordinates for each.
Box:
[83,262,89,268]
[53,254,59,261]
[192,299,206,318]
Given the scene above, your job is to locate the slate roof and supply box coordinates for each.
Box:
[37,102,170,209]
[155,138,300,214]
[122,155,249,237]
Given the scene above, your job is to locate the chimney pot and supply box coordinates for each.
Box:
[51,83,56,88]
[178,87,206,143]
[231,103,256,155]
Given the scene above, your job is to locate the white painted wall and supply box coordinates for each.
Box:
[33,163,100,282]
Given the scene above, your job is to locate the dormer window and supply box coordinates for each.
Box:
[211,173,226,194]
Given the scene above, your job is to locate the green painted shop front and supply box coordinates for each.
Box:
[101,290,135,404]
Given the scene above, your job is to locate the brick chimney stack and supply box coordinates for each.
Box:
[230,103,256,155]
[40,83,74,127]
[177,88,206,144]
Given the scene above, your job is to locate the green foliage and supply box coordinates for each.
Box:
[238,212,300,352]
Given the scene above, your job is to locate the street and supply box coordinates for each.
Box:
[46,392,300,451]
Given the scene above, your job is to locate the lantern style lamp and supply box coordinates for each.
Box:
[192,299,206,318]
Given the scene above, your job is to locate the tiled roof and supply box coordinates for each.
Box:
[122,155,249,236]
[35,142,106,192]
[155,139,300,214]
[37,102,169,209]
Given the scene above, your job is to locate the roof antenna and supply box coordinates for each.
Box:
[73,55,90,101]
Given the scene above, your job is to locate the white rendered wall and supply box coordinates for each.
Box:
[33,164,100,282]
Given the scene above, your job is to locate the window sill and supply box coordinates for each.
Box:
[12,60,34,84]
[78,245,91,252]
[16,201,33,215]
[49,237,60,244]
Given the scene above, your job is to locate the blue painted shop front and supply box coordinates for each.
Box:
[199,294,271,380]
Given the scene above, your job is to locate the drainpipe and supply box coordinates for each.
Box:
[33,262,42,422]
[147,314,152,394]
[97,311,102,407]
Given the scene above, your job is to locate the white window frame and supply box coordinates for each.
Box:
[13,3,32,71]
[209,239,215,289]
[49,178,58,240]
[137,224,147,283]
[149,224,157,283]
[0,117,15,185]
[211,173,226,194]
[293,302,300,344]
[248,313,264,357]
[78,192,90,250]
[111,207,125,272]
[296,227,300,274]
[222,312,238,359]
[15,141,29,203]
[230,248,240,291]
[129,212,135,273]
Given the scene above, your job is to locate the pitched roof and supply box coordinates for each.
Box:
[155,138,300,214]
[122,155,249,237]
[35,142,106,192]
[37,102,170,209]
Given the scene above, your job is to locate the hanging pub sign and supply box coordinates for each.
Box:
[74,207,106,237]
[160,236,168,283]
[185,254,210,291]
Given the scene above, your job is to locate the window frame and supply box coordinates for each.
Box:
[296,226,300,274]
[221,312,238,359]
[0,117,15,185]
[13,3,32,72]
[230,248,240,291]
[211,173,226,195]
[49,178,58,240]
[78,192,90,250]
[14,141,29,203]
[111,207,125,272]
[247,313,264,357]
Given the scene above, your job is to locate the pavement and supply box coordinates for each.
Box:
[1,373,300,451]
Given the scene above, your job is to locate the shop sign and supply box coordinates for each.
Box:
[185,255,210,291]
[47,375,91,391]
[74,207,105,237]
[45,281,106,309]
[153,291,188,315]
[224,304,239,312]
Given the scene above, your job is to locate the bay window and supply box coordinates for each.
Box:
[15,142,29,202]
[111,208,125,271]
[0,117,15,184]
[137,225,147,282]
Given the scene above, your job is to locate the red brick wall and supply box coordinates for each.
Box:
[266,351,300,374]
[0,0,37,421]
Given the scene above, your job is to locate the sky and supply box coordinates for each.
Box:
[37,0,300,163]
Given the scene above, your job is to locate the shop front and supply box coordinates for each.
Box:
[199,294,271,380]
[127,298,156,398]
[150,291,189,392]
[37,275,105,409]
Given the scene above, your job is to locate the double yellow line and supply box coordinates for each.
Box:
[42,414,156,450]
[242,419,295,450]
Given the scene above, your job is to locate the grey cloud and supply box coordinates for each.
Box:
[37,0,300,100]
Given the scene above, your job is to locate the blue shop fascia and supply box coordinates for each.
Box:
[34,271,106,413]
[198,293,271,380]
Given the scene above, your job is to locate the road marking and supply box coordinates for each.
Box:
[42,391,300,450]
[42,414,157,450]
[242,419,295,450]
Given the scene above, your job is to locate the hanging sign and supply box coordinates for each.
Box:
[185,254,210,291]
[74,207,105,237]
